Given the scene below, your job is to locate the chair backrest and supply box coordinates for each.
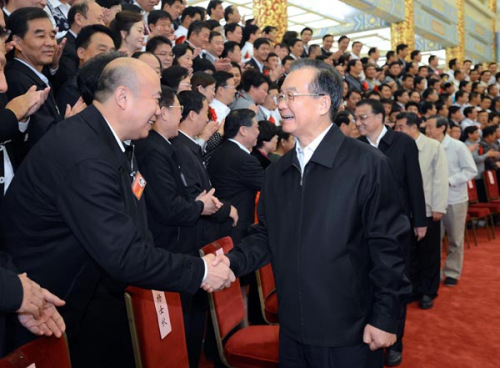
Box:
[467,180,479,203]
[124,287,189,368]
[0,335,71,368]
[200,237,244,340]
[483,170,500,201]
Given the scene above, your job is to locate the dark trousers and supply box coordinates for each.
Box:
[410,217,441,298]
[181,289,207,368]
[476,178,488,202]
[279,330,383,368]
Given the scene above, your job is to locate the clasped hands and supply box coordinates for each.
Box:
[200,254,235,293]
[17,273,66,338]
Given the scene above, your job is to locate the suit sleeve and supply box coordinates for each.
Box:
[449,143,478,186]
[56,158,205,294]
[405,138,427,227]
[0,109,19,143]
[142,149,203,226]
[360,156,412,334]
[0,252,23,313]
[227,173,271,276]
[431,144,449,214]
[239,155,264,191]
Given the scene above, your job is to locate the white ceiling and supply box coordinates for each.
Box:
[188,0,447,66]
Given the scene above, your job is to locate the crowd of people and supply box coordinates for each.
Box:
[0,0,496,367]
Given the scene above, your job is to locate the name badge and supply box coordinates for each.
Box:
[131,171,147,200]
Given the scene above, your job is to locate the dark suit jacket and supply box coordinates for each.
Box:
[5,59,63,154]
[0,105,204,365]
[55,76,80,115]
[170,132,232,244]
[207,139,264,243]
[58,31,78,85]
[245,58,267,74]
[359,129,427,230]
[135,130,204,254]
[227,125,412,346]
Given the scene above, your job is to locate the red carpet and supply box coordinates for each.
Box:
[202,227,500,367]
[401,228,500,367]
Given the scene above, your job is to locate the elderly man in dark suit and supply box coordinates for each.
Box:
[212,59,411,367]
[356,99,427,366]
[1,57,234,368]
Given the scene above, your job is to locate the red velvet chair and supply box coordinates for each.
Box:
[483,170,500,202]
[0,335,71,368]
[200,237,279,368]
[467,179,497,240]
[124,287,189,368]
[256,263,279,324]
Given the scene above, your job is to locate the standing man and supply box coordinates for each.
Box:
[425,116,477,287]
[395,112,449,310]
[217,59,411,367]
[356,99,427,366]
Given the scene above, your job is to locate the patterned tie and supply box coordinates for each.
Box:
[46,2,69,33]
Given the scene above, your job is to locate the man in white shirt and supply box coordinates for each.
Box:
[210,71,236,124]
[426,116,477,287]
[173,6,199,43]
[395,112,449,310]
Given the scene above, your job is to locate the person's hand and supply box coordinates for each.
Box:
[363,324,396,351]
[201,254,235,292]
[214,58,232,72]
[486,149,500,158]
[51,35,66,70]
[229,205,238,227]
[432,212,444,222]
[17,273,45,319]
[217,118,225,135]
[199,120,218,141]
[192,47,202,59]
[414,226,427,241]
[5,40,15,53]
[6,85,51,122]
[18,301,66,337]
[196,188,222,215]
[64,97,86,119]
[269,66,284,81]
[468,143,479,153]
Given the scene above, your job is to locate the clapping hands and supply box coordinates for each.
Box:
[201,254,235,293]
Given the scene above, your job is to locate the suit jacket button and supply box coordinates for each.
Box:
[0,177,5,184]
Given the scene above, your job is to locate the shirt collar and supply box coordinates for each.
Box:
[14,58,50,87]
[251,56,264,72]
[228,138,250,154]
[441,134,451,148]
[179,129,199,145]
[210,98,230,111]
[366,125,387,148]
[102,117,126,153]
[295,124,333,156]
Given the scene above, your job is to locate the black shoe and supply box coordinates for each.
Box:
[419,295,433,309]
[444,277,457,287]
[385,350,402,366]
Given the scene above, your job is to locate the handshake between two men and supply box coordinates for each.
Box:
[200,254,234,293]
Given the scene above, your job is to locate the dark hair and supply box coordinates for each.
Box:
[455,90,467,101]
[448,105,461,117]
[181,6,198,22]
[241,24,260,46]
[281,30,298,46]
[396,111,420,127]
[300,27,313,36]
[386,50,395,60]
[78,51,125,104]
[421,101,435,115]
[410,50,420,59]
[241,68,269,92]
[464,125,478,138]
[159,85,177,108]
[75,24,114,50]
[68,1,90,27]
[161,65,189,90]
[191,71,216,91]
[434,116,449,134]
[357,99,386,121]
[213,71,234,91]
[224,5,236,21]
[7,7,49,41]
[282,55,294,65]
[287,37,302,49]
[187,20,209,40]
[463,106,476,117]
[178,90,205,121]
[255,120,278,148]
[146,35,172,52]
[290,59,344,121]
[396,44,408,53]
[322,34,333,41]
[448,58,457,69]
[131,51,161,68]
[109,11,143,47]
[193,57,216,74]
[428,55,437,63]
[262,25,277,34]
[334,111,352,128]
[224,22,241,37]
[221,41,239,58]
[422,88,436,100]
[172,43,193,64]
[204,19,221,31]
[405,101,420,112]
[338,35,349,43]
[368,47,378,56]
[254,37,271,50]
[207,0,222,16]
[224,109,256,139]
[148,9,171,25]
[209,30,223,42]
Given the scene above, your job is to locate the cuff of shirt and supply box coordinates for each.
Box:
[18,119,29,132]
[202,258,208,283]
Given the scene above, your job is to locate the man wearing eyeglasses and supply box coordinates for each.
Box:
[216,59,412,367]
[356,99,427,366]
